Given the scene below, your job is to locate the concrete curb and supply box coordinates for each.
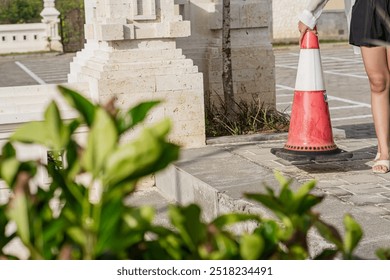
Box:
[206,128,346,145]
[155,147,337,257]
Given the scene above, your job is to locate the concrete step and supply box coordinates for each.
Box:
[155,145,326,251]
[0,110,78,124]
[0,101,69,114]
[156,146,279,224]
[0,82,89,124]
[0,83,89,98]
[155,141,390,259]
[85,57,195,72]
[125,187,172,228]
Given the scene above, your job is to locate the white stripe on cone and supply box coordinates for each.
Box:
[295,49,325,91]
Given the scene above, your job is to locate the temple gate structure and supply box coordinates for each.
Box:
[68,0,206,148]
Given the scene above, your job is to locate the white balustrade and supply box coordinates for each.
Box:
[0,23,48,54]
[0,0,62,54]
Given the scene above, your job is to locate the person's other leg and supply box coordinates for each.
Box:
[361,46,390,172]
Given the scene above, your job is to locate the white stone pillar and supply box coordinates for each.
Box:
[40,0,63,52]
[68,0,205,148]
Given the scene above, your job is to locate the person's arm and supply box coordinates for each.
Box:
[299,0,330,29]
[298,0,330,42]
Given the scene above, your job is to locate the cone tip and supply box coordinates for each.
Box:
[301,31,319,49]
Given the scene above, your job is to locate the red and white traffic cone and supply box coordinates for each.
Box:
[272,29,352,161]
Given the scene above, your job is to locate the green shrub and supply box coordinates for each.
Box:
[0,86,388,259]
[0,85,179,259]
[0,0,43,24]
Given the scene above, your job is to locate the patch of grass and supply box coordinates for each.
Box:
[205,97,290,137]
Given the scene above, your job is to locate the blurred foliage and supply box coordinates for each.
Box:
[0,0,43,24]
[56,0,85,52]
[0,86,180,259]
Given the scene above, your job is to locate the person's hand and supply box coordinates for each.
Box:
[298,21,317,44]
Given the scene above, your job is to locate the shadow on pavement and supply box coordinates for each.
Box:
[291,146,376,174]
[336,123,376,139]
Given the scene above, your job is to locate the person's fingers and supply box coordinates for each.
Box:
[298,21,309,44]
[298,21,309,34]
[298,21,318,45]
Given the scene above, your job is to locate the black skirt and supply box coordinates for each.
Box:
[350,0,390,46]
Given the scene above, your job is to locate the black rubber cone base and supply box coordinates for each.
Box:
[270,147,353,163]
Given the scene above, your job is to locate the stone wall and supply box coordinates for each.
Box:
[317,10,348,41]
[272,0,348,43]
[0,23,49,54]
[176,0,275,109]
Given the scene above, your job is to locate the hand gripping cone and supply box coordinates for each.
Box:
[271,30,352,162]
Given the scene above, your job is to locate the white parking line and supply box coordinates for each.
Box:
[329,104,366,110]
[331,115,372,121]
[276,93,294,97]
[276,84,372,121]
[275,64,298,70]
[323,70,367,79]
[276,64,368,79]
[288,52,362,62]
[276,84,371,108]
[276,84,295,91]
[321,55,362,62]
[327,95,371,108]
[15,61,46,85]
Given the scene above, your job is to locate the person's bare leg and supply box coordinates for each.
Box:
[361,46,390,172]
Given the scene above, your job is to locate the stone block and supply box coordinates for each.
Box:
[123,24,135,40]
[84,24,95,40]
[231,28,271,48]
[155,164,196,204]
[156,73,203,91]
[169,134,206,148]
[169,21,191,37]
[171,118,206,137]
[104,49,183,63]
[134,26,158,39]
[239,2,269,28]
[233,48,274,64]
[101,65,197,79]
[210,1,270,30]
[135,39,177,49]
[97,24,124,41]
[98,76,157,96]
[207,47,220,59]
[208,70,222,84]
[233,68,258,82]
